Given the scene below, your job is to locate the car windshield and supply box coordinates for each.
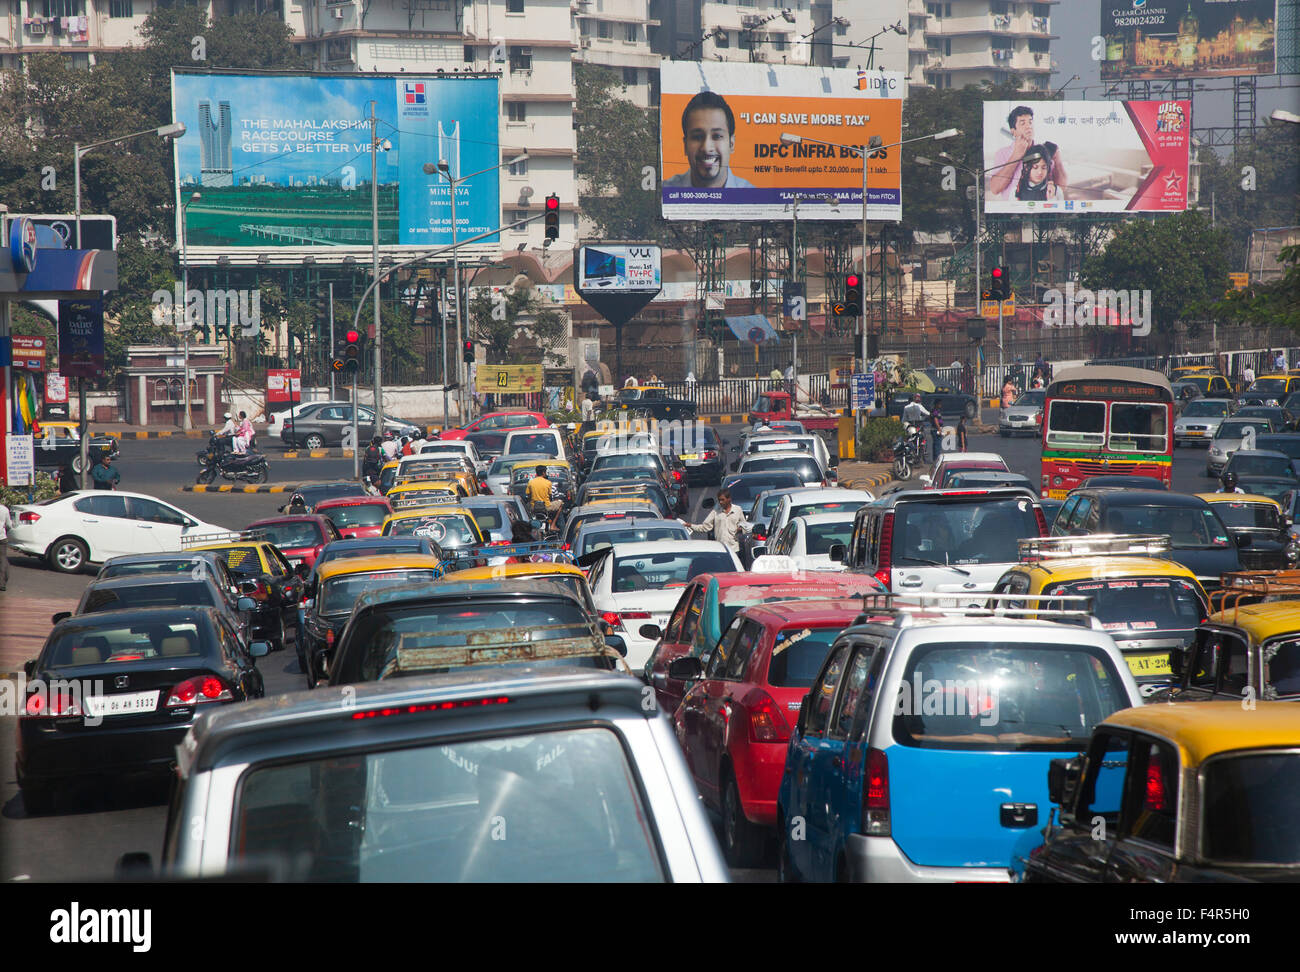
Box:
[466,432,506,455]
[1212,501,1282,530]
[769,628,840,687]
[1045,578,1204,631]
[1217,421,1273,439]
[725,474,803,508]
[1182,401,1230,418]
[321,570,443,616]
[578,526,686,557]
[1228,455,1295,478]
[257,522,324,549]
[805,521,854,555]
[318,542,430,566]
[321,504,389,529]
[386,515,476,546]
[1100,504,1231,549]
[100,559,209,579]
[83,582,216,614]
[1203,753,1300,865]
[893,643,1129,751]
[741,456,821,481]
[506,434,558,457]
[230,727,664,881]
[1250,378,1288,393]
[294,484,365,507]
[1014,391,1045,407]
[612,551,735,591]
[43,621,206,668]
[892,497,1042,566]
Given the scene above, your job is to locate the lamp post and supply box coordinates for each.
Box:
[424,152,527,425]
[787,193,839,384]
[72,121,185,486]
[180,191,201,431]
[367,103,394,440]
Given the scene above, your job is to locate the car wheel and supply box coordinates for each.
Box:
[304,434,325,450]
[256,465,269,484]
[964,400,978,420]
[721,771,767,868]
[776,815,800,883]
[47,537,88,573]
[20,782,54,816]
[71,454,84,475]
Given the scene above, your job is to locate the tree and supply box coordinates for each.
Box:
[1080,210,1232,339]
[1214,244,1300,331]
[467,286,567,364]
[574,64,661,239]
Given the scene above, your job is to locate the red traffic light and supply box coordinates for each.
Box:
[991,268,1004,279]
[345,329,360,343]
[846,274,860,287]
[545,195,559,211]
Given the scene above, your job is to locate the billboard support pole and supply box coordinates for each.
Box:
[78,378,87,490]
[370,101,384,440]
[441,269,450,427]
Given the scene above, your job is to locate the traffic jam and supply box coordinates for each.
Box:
[5,369,1300,886]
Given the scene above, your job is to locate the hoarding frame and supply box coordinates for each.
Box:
[1100,0,1278,82]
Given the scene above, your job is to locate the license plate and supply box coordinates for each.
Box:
[289,558,305,566]
[83,690,160,718]
[1185,430,1204,436]
[680,454,698,460]
[1125,653,1172,677]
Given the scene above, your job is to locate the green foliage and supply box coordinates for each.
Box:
[574,64,661,240]
[1214,244,1300,332]
[1193,125,1300,269]
[857,417,903,461]
[1,472,59,507]
[467,286,567,365]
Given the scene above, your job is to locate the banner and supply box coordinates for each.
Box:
[266,369,301,404]
[577,245,661,293]
[660,61,904,222]
[11,336,46,371]
[982,101,1190,215]
[57,299,105,379]
[171,72,500,250]
[474,364,543,395]
[1101,1,1277,81]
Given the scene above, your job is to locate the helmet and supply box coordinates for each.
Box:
[1222,471,1239,490]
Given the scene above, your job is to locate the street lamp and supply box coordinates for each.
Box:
[785,193,839,383]
[1269,109,1300,125]
[780,127,959,387]
[424,151,527,424]
[180,190,201,432]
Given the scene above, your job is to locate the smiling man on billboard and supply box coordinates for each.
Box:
[663,91,755,189]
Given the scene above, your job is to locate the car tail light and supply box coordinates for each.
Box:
[166,676,234,707]
[703,450,718,460]
[601,610,624,630]
[748,692,790,743]
[24,689,82,717]
[874,512,894,587]
[1144,753,1167,811]
[326,629,335,646]
[18,511,40,524]
[862,747,891,836]
[752,526,767,541]
[351,695,511,721]
[1033,506,1049,536]
[621,611,651,622]
[672,470,683,482]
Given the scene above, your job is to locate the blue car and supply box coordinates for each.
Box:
[776,612,1143,882]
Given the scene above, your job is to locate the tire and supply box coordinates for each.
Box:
[304,434,325,450]
[197,467,217,485]
[20,782,54,816]
[721,771,767,868]
[47,536,88,574]
[893,457,911,480]
[71,454,83,475]
[776,815,800,883]
[256,464,269,484]
[964,400,978,420]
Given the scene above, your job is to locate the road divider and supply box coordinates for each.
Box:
[182,484,295,493]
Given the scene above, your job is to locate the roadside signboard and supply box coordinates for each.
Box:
[850,372,875,412]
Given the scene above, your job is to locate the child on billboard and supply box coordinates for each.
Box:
[1014,143,1062,201]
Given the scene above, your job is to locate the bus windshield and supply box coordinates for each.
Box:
[1045,400,1168,452]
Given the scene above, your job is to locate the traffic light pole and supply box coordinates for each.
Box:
[370,101,385,441]
[328,281,335,400]
[351,370,360,480]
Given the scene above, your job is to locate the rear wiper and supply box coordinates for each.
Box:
[895,557,971,576]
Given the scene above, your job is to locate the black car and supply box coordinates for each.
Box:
[886,385,979,420]
[278,481,369,513]
[16,606,267,813]
[613,387,697,422]
[97,551,238,592]
[1080,474,1169,490]
[1255,433,1300,476]
[663,425,725,485]
[1052,489,1243,591]
[1206,495,1292,570]
[32,423,119,474]
[59,573,258,643]
[1222,449,1300,483]
[720,470,805,510]
[1234,405,1294,431]
[328,578,621,684]
[1234,476,1300,504]
[195,542,303,650]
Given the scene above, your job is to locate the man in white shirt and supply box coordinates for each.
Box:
[902,393,931,426]
[681,489,748,554]
[219,412,237,438]
[381,435,400,461]
[1275,351,1286,371]
[581,396,595,422]
[1244,363,1256,385]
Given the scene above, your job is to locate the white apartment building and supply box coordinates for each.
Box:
[915,0,1055,92]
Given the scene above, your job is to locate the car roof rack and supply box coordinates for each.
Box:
[1211,569,1300,620]
[385,625,613,675]
[854,591,1097,625]
[180,528,269,548]
[446,541,575,568]
[1018,534,1171,563]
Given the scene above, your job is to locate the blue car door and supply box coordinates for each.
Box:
[799,642,853,881]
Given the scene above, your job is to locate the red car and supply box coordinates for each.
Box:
[672,599,867,866]
[246,514,343,570]
[437,411,548,441]
[313,496,393,539]
[644,571,886,716]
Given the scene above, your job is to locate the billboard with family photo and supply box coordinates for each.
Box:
[982,101,1190,215]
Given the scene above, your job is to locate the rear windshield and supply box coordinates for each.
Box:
[258,522,324,549]
[391,490,457,510]
[725,474,803,508]
[212,546,264,576]
[1217,421,1273,439]
[1044,579,1205,631]
[465,506,503,532]
[578,526,686,557]
[84,582,216,614]
[1257,437,1300,459]
[805,520,854,555]
[295,485,365,507]
[593,453,660,471]
[1228,455,1294,478]
[612,551,735,591]
[1203,753,1300,865]
[321,504,389,529]
[1100,504,1231,549]
[1249,378,1288,394]
[893,643,1129,751]
[100,559,209,579]
[231,727,664,881]
[742,456,821,481]
[506,434,559,457]
[893,497,1041,567]
[386,515,477,546]
[788,499,868,520]
[44,621,207,668]
[1212,501,1282,530]
[321,570,443,616]
[318,542,427,565]
[769,628,839,687]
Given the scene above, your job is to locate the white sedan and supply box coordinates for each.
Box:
[755,511,857,572]
[586,540,743,671]
[7,490,227,573]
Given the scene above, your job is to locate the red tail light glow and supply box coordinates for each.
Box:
[166,676,233,707]
[875,512,895,586]
[748,692,790,743]
[601,610,623,630]
[24,690,81,717]
[351,695,511,720]
[620,611,652,620]
[18,511,40,524]
[1144,754,1167,811]
[862,747,891,836]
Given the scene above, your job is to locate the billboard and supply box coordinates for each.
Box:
[577,245,661,293]
[1101,0,1276,81]
[983,101,1190,215]
[659,61,904,222]
[171,72,499,254]
[475,364,543,395]
[57,299,105,379]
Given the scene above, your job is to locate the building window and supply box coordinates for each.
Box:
[622,66,638,85]
[108,0,133,17]
[579,18,591,36]
[1028,37,1049,54]
[624,22,637,42]
[508,157,528,176]
[597,20,611,38]
[509,45,532,71]
[507,210,529,226]
[715,29,728,47]
[507,102,527,122]
[464,44,475,61]
[506,0,523,11]
[37,0,84,16]
[772,33,785,51]
[325,37,350,61]
[648,73,660,106]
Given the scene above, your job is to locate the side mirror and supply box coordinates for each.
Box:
[1047,758,1069,806]
[238,579,258,594]
[829,543,847,562]
[639,623,662,641]
[51,611,71,625]
[701,497,716,510]
[23,659,37,679]
[296,562,311,578]
[237,596,256,612]
[249,641,271,658]
[668,656,703,680]
[604,635,628,657]
[116,852,155,879]
[1237,534,1252,548]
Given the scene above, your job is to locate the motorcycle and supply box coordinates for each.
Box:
[892,423,927,480]
[196,431,270,484]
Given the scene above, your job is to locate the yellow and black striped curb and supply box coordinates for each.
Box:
[99,429,208,439]
[181,484,296,493]
[841,471,895,489]
[279,449,355,459]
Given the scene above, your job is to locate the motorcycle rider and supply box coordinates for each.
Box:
[527,464,563,532]
[362,436,384,482]
[902,393,930,462]
[1219,471,1245,494]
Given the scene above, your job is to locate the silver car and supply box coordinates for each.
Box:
[1207,418,1276,477]
[484,453,551,496]
[998,390,1045,437]
[145,669,729,882]
[1173,398,1231,448]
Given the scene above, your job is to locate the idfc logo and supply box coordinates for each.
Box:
[857,71,899,92]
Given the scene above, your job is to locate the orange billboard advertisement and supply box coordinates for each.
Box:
[659,61,904,222]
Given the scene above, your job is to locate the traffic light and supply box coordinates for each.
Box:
[343,328,362,375]
[463,340,475,363]
[844,273,863,317]
[989,266,1008,302]
[544,194,559,241]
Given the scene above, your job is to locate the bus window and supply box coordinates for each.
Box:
[1108,403,1168,453]
[1046,400,1105,448]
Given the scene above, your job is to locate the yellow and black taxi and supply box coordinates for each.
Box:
[1017,702,1300,882]
[299,553,447,688]
[182,532,304,651]
[394,454,479,497]
[1239,373,1300,409]
[1197,492,1296,570]
[378,458,402,495]
[32,421,118,473]
[449,561,598,618]
[386,479,467,510]
[380,506,486,551]
[508,458,575,506]
[991,535,1209,694]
